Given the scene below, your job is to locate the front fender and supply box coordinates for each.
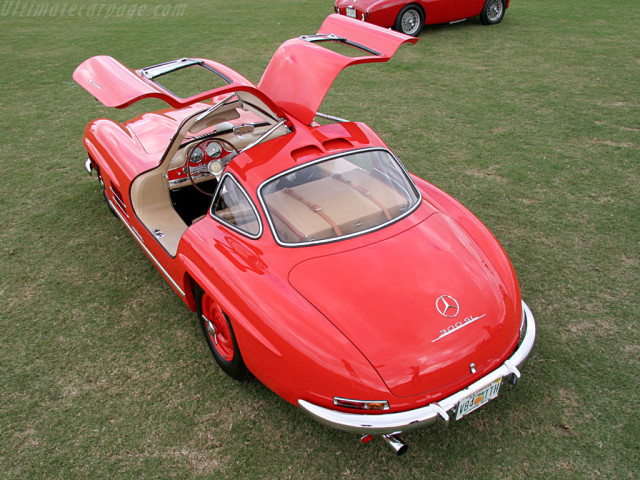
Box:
[368,0,415,27]
[84,118,155,181]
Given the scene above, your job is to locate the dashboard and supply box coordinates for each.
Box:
[167,138,233,189]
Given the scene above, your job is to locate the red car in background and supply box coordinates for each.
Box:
[74,14,534,454]
[335,0,509,36]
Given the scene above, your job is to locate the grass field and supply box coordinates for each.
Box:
[1,0,638,478]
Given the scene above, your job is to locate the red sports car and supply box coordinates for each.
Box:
[74,15,534,454]
[335,0,510,36]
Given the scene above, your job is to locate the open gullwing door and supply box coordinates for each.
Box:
[73,55,269,110]
[258,14,418,125]
[73,15,416,120]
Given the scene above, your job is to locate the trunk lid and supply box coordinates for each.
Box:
[288,213,519,398]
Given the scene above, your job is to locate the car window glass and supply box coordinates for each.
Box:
[260,149,420,245]
[212,176,261,237]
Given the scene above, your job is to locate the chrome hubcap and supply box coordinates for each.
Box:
[201,294,234,361]
[203,315,218,345]
[487,0,503,21]
[401,10,420,35]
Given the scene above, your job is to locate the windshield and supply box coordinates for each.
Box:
[260,149,420,245]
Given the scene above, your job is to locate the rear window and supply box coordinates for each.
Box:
[260,149,420,245]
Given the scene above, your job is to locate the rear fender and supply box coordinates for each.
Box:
[412,174,521,307]
[177,243,390,407]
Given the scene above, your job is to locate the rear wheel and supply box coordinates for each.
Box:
[196,286,247,380]
[394,5,424,36]
[480,0,505,25]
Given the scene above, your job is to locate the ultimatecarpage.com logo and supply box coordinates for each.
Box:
[1,1,188,18]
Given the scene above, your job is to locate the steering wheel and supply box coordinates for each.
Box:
[186,138,239,197]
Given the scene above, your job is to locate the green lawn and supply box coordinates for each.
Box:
[1,0,638,478]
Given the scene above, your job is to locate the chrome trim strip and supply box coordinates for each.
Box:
[109,186,129,219]
[315,112,349,123]
[239,119,287,154]
[298,301,536,435]
[168,177,191,187]
[168,168,214,188]
[195,92,238,123]
[107,198,185,298]
[333,397,390,410]
[129,225,144,244]
[299,33,381,56]
[301,33,344,43]
[139,57,203,79]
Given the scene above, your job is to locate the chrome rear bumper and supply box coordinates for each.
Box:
[298,301,536,435]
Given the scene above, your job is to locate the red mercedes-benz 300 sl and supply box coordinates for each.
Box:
[74,14,534,454]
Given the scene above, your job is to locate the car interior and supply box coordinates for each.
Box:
[129,91,290,256]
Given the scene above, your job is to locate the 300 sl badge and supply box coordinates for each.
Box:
[433,314,487,343]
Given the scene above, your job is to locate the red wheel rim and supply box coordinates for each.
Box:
[201,294,234,361]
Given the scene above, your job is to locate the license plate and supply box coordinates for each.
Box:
[346,7,357,18]
[455,378,502,420]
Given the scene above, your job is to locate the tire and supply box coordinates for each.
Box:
[394,5,424,37]
[480,0,505,25]
[196,286,247,380]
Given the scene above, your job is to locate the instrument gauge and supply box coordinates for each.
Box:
[189,146,204,164]
[206,141,223,158]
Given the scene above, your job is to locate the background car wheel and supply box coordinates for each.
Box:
[480,0,505,25]
[196,286,247,380]
[394,5,424,37]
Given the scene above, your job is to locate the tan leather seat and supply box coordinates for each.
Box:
[265,169,407,243]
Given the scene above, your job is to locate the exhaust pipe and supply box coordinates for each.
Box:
[382,433,408,456]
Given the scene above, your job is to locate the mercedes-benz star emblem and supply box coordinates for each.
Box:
[436,295,460,318]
